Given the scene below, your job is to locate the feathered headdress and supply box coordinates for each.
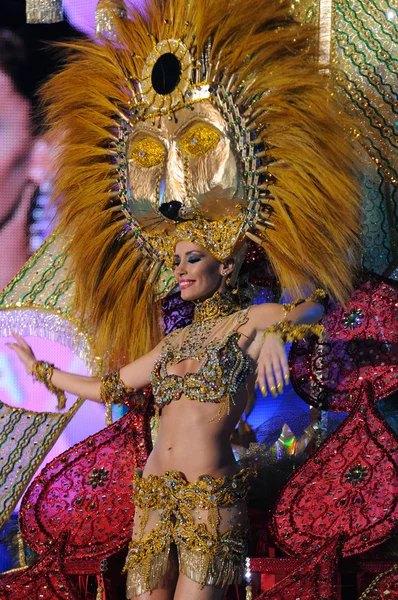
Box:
[42,0,360,367]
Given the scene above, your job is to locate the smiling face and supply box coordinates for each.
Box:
[173,240,232,301]
[127,100,243,232]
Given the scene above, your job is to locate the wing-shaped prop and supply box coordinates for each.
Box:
[0,231,100,534]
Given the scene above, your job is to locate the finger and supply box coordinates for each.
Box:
[12,332,30,349]
[272,360,284,395]
[7,345,24,361]
[265,362,278,397]
[256,361,267,397]
[280,351,290,385]
[6,342,20,350]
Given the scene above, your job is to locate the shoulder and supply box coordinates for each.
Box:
[161,324,188,350]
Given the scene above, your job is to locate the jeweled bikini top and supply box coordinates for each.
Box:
[150,306,253,418]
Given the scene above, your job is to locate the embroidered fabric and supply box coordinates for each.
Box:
[124,468,252,597]
[150,308,253,417]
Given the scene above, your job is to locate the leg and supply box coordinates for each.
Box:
[173,573,226,600]
[175,497,249,596]
[126,503,177,599]
[131,545,179,600]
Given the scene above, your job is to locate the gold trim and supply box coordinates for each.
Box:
[141,39,196,116]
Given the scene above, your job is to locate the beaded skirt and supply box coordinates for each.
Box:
[124,468,252,597]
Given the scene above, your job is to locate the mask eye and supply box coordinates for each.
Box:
[179,124,220,157]
[130,136,165,168]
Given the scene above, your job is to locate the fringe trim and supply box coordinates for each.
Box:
[126,547,171,598]
[178,545,245,588]
[26,0,63,24]
[0,308,98,375]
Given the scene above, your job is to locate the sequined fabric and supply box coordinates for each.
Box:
[124,469,252,597]
[161,293,194,335]
[150,309,252,415]
[0,533,79,599]
[256,537,339,600]
[100,368,138,406]
[271,382,398,558]
[18,396,153,569]
[289,274,398,411]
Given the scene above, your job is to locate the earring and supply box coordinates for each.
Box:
[221,269,228,276]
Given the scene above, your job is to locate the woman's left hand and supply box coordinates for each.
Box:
[255,333,289,397]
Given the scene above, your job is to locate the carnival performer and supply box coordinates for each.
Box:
[8,242,326,599]
[6,0,361,597]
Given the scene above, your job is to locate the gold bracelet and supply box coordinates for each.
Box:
[281,288,327,317]
[30,360,67,410]
[262,320,325,345]
[100,369,137,426]
[100,369,136,407]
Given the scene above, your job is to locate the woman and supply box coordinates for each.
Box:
[5,0,360,597]
[8,238,324,600]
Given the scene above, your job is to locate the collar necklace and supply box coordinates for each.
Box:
[193,292,241,323]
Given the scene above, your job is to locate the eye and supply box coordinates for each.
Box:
[179,124,220,158]
[129,136,165,168]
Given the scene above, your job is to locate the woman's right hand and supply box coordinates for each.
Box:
[7,333,36,374]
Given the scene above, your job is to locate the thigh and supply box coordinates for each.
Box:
[130,545,179,600]
[176,499,249,589]
[126,507,178,598]
[173,573,226,600]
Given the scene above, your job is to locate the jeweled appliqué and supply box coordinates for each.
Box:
[150,309,252,416]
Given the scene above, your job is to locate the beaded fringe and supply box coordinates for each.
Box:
[126,547,170,598]
[26,0,63,23]
[178,545,244,588]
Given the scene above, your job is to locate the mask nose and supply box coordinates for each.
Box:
[158,201,183,221]
[158,144,191,220]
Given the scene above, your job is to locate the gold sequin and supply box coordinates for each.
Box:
[124,469,252,596]
[262,321,325,345]
[100,369,138,406]
[193,292,240,323]
[130,136,165,168]
[179,124,220,157]
[150,308,252,419]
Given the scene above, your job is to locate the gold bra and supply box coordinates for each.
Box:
[150,309,253,417]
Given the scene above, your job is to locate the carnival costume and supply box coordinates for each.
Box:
[2,0,387,597]
[37,0,362,583]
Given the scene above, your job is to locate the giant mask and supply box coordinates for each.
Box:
[42,0,360,362]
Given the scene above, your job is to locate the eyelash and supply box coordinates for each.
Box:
[173,257,202,266]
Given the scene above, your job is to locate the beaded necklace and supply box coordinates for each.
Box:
[161,292,244,360]
[193,292,241,323]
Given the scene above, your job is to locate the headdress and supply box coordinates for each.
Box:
[41,0,360,366]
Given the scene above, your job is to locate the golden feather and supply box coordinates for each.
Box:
[41,0,360,367]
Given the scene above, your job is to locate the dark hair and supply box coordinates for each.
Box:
[0,30,34,99]
[0,2,83,132]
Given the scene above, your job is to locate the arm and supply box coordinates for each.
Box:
[248,299,325,340]
[8,333,164,403]
[248,293,325,397]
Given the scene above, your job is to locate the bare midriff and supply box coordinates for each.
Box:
[143,380,254,481]
[144,309,258,481]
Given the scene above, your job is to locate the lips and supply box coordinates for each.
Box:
[179,280,195,290]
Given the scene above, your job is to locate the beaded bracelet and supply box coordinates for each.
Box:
[281,288,328,318]
[100,369,137,425]
[30,360,67,410]
[262,320,325,345]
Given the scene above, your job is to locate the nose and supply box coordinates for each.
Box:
[159,201,183,220]
[174,262,187,278]
[158,144,185,219]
